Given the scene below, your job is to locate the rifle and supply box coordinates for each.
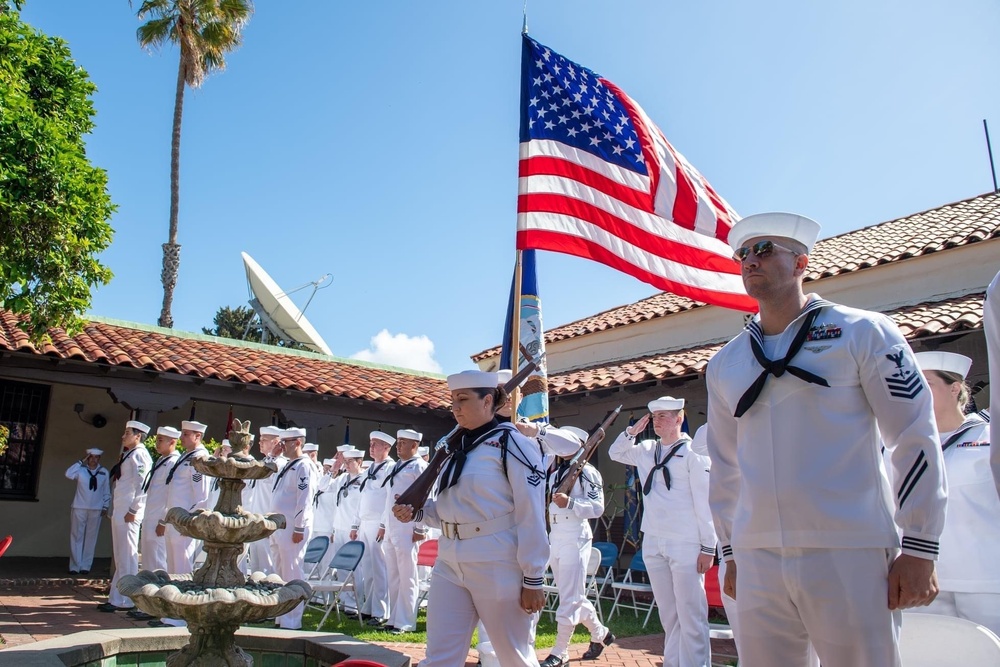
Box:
[554,405,622,497]
[393,360,539,512]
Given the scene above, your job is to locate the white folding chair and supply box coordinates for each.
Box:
[899,612,1000,666]
[306,539,365,630]
[607,548,657,627]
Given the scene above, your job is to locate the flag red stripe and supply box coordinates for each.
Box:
[520,156,652,213]
[518,192,742,275]
[518,229,758,312]
[600,79,661,216]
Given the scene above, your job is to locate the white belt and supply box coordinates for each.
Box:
[440,512,514,540]
[549,513,582,525]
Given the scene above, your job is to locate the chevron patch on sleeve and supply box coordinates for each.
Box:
[881,344,925,401]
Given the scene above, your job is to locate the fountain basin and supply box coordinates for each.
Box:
[166,506,286,543]
[119,571,311,626]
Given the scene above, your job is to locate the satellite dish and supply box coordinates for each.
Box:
[241,252,333,356]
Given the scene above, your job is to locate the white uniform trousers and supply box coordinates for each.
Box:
[328,529,358,610]
[719,557,820,667]
[384,531,420,630]
[734,547,901,667]
[165,526,198,575]
[548,534,605,657]
[358,520,389,619]
[911,591,1000,636]
[422,558,540,667]
[108,517,140,608]
[644,537,711,667]
[139,520,167,572]
[273,527,311,629]
[247,533,275,575]
[69,508,102,572]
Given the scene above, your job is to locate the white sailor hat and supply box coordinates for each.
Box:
[728,212,821,254]
[915,351,973,380]
[369,431,395,445]
[397,428,422,442]
[281,427,307,440]
[221,439,232,449]
[562,426,589,444]
[361,459,372,468]
[302,443,319,452]
[322,458,336,466]
[126,420,151,434]
[157,426,181,438]
[447,370,498,391]
[337,444,353,453]
[648,396,685,412]
[496,369,513,386]
[86,448,103,456]
[260,425,283,437]
[344,449,364,459]
[417,446,429,457]
[181,420,208,434]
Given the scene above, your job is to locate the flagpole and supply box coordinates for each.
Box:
[510,249,524,418]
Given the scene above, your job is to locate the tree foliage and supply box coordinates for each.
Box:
[0,9,115,338]
[203,304,309,351]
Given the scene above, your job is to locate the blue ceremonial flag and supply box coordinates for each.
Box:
[623,412,642,547]
[343,419,351,445]
[501,249,549,423]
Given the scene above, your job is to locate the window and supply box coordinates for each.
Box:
[0,379,50,500]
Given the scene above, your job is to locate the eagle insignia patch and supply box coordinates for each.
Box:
[882,345,924,401]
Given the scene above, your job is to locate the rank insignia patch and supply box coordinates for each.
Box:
[526,471,543,487]
[806,323,842,341]
[882,345,924,400]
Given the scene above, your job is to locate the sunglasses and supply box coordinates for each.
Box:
[733,239,800,262]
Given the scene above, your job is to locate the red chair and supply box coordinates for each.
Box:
[0,535,12,559]
[416,538,438,568]
[705,564,723,608]
[334,661,389,667]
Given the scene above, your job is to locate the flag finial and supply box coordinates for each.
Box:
[522,0,528,34]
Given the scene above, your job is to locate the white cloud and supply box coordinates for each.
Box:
[350,329,442,373]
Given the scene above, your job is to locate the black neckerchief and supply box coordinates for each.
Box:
[643,437,687,495]
[142,453,177,492]
[109,448,136,482]
[336,475,361,505]
[942,415,987,453]
[360,460,390,490]
[735,300,832,418]
[165,448,203,485]
[382,457,419,488]
[272,456,306,491]
[86,466,100,491]
[438,419,501,491]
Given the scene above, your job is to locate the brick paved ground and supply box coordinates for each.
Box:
[0,559,738,665]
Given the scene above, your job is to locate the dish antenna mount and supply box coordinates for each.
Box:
[241,252,334,355]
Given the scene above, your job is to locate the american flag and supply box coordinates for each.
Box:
[517,35,756,312]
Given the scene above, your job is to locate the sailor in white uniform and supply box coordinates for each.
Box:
[706,212,947,667]
[910,351,1000,634]
[379,428,428,634]
[331,448,365,613]
[394,370,549,667]
[303,442,323,478]
[610,397,716,667]
[161,420,211,575]
[352,431,395,625]
[140,426,181,574]
[541,426,614,667]
[984,269,1000,499]
[205,439,232,511]
[65,448,110,574]
[312,454,340,572]
[269,427,315,629]
[98,420,153,613]
[246,425,285,574]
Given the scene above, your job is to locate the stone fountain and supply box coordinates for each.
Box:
[118,420,312,666]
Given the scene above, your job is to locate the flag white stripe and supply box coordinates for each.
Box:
[520,140,650,193]
[519,212,749,296]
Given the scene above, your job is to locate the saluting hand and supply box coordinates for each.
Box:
[888,553,938,609]
[515,421,541,438]
[627,414,650,437]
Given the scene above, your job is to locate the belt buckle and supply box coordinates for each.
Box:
[443,522,459,540]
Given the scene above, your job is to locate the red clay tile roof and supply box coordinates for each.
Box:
[0,314,451,411]
[547,291,985,395]
[474,192,1000,361]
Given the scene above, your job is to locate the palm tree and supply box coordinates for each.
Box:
[134,0,253,328]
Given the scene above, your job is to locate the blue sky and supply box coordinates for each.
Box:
[21,1,1000,374]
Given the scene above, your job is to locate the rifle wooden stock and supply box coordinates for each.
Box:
[394,360,539,512]
[555,405,622,497]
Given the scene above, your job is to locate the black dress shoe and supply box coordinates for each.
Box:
[81,570,89,574]
[96,603,124,613]
[69,570,79,575]
[126,609,156,621]
[147,619,170,628]
[582,630,616,660]
[541,655,568,667]
[366,617,386,627]
[388,626,406,635]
